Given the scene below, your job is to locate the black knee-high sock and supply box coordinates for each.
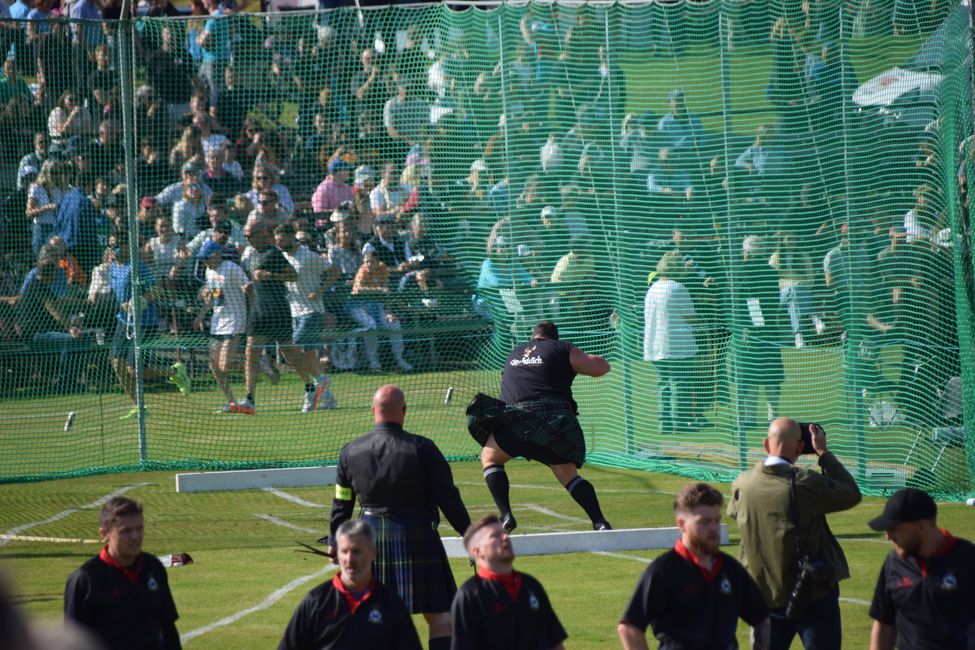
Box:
[483,464,512,515]
[565,476,607,525]
[429,636,450,650]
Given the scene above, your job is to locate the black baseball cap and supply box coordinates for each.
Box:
[868,488,937,532]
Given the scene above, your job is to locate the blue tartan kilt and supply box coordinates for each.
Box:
[465,393,587,468]
[360,510,457,614]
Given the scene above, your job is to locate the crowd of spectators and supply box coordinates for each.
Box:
[0,0,963,414]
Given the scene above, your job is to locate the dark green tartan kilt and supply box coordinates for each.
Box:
[465,393,587,468]
[360,510,456,614]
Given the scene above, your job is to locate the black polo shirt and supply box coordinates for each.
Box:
[64,549,180,650]
[329,423,471,542]
[869,530,975,650]
[451,568,567,650]
[279,575,422,650]
[501,338,577,411]
[248,245,291,325]
[620,541,769,650]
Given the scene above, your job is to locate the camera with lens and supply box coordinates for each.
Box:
[784,554,835,620]
[797,423,822,455]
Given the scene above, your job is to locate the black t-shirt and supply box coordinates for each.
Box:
[278,576,422,650]
[64,552,180,650]
[869,532,975,650]
[451,570,567,650]
[19,276,60,339]
[620,543,769,650]
[249,246,291,324]
[500,338,577,410]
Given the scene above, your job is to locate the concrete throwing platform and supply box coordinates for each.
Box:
[175,467,337,493]
[441,524,729,558]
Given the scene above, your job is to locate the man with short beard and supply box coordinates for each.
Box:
[867,488,975,650]
[451,514,567,650]
[618,483,770,650]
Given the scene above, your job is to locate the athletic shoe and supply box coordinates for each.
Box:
[501,512,517,532]
[593,521,613,531]
[119,407,140,420]
[318,390,338,410]
[169,362,191,395]
[397,358,413,373]
[230,399,256,415]
[216,403,233,414]
[260,355,280,385]
[301,389,318,413]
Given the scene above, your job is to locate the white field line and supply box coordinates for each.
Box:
[0,483,151,547]
[522,504,588,523]
[455,481,721,498]
[180,566,334,644]
[262,487,326,508]
[253,514,319,534]
[839,597,871,606]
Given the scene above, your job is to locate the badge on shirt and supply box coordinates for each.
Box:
[147,575,159,592]
[528,593,539,611]
[941,573,958,591]
[719,577,732,595]
[368,608,383,624]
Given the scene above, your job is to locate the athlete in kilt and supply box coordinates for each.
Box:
[466,321,612,532]
[328,384,471,650]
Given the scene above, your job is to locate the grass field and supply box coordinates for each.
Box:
[2,461,974,648]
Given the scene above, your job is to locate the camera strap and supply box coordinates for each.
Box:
[789,470,805,562]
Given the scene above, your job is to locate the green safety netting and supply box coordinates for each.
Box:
[0,0,972,498]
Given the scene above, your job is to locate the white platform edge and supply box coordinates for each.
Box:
[175,466,337,493]
[441,524,729,558]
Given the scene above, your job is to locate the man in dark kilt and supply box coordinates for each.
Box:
[280,519,422,650]
[466,321,612,532]
[328,384,471,650]
[451,514,568,650]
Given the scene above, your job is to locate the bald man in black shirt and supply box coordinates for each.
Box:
[467,321,612,532]
[329,384,471,650]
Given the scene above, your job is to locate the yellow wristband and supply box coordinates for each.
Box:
[335,485,352,501]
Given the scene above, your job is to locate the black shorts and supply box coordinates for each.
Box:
[247,317,293,343]
[110,320,161,366]
[466,393,586,468]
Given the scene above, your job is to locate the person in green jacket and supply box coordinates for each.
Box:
[728,417,861,650]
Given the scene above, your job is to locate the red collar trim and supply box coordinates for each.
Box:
[332,574,375,614]
[476,566,523,601]
[675,539,723,583]
[933,529,956,558]
[98,546,144,585]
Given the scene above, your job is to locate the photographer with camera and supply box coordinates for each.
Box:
[728,417,862,650]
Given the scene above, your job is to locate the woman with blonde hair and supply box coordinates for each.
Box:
[26,160,67,259]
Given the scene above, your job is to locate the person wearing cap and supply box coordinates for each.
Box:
[363,213,409,272]
[467,320,613,532]
[186,197,245,260]
[193,239,248,412]
[451,514,568,650]
[867,488,975,650]
[311,158,354,215]
[328,385,470,650]
[728,417,861,650]
[352,165,376,238]
[278,519,422,650]
[155,162,213,209]
[619,483,770,650]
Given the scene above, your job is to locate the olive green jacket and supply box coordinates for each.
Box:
[728,452,862,607]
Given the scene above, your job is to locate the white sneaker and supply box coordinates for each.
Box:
[794,332,804,349]
[397,359,413,373]
[302,389,317,413]
[813,317,826,335]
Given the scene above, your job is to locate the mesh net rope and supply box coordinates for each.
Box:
[0,0,972,498]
